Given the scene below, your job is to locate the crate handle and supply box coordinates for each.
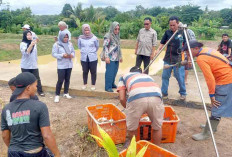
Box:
[96,105,103,110]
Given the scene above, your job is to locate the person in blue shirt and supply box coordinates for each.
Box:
[20,30,45,97]
[78,24,99,90]
[52,30,75,103]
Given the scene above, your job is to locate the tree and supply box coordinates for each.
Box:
[103,6,120,20]
[61,3,74,18]
[179,5,203,25]
[220,8,232,26]
[73,2,83,20]
[85,5,95,22]
[134,5,145,17]
[145,7,166,17]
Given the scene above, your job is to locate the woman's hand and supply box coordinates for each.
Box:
[31,40,37,46]
[105,57,110,64]
[63,53,68,58]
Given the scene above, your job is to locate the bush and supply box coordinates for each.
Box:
[72,29,81,38]
[33,27,42,35]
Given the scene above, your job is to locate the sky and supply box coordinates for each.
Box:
[0,0,231,15]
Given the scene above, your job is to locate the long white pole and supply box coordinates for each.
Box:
[183,29,220,157]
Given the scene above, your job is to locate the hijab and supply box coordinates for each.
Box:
[79,24,94,39]
[58,29,71,54]
[104,21,120,46]
[22,30,34,53]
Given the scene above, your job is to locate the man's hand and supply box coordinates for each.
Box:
[150,53,154,60]
[210,96,221,108]
[120,58,123,63]
[105,57,110,64]
[63,53,68,58]
[135,50,137,55]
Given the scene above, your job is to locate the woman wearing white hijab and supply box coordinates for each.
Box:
[78,24,99,90]
[52,30,75,103]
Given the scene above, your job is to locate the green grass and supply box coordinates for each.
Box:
[0,33,137,62]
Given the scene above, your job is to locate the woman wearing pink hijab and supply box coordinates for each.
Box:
[78,24,99,90]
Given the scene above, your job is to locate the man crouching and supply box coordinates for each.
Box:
[117,66,164,147]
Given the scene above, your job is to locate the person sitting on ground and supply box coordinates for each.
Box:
[183,40,232,141]
[8,77,39,102]
[117,66,164,147]
[52,30,75,103]
[1,72,60,157]
[217,33,232,60]
[22,24,39,42]
[78,24,99,90]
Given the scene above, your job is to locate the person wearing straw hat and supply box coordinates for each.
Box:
[117,66,164,147]
[183,40,232,141]
[1,72,60,157]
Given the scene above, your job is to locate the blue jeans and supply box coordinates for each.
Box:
[8,147,54,157]
[105,61,119,91]
[161,62,186,96]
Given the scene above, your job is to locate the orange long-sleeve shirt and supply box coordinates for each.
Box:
[197,48,232,96]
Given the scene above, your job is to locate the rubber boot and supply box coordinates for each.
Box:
[199,119,220,132]
[192,120,219,141]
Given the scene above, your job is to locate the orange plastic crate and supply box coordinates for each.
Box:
[137,106,180,143]
[120,140,179,157]
[86,104,127,146]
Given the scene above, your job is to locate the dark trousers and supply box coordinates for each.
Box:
[105,61,119,91]
[135,55,150,74]
[21,68,43,94]
[8,147,54,157]
[81,59,98,85]
[56,68,72,95]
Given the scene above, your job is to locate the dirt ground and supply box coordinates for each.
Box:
[1,84,232,157]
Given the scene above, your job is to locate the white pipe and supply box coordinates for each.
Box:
[183,29,220,157]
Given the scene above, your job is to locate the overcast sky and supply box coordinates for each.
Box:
[1,0,231,15]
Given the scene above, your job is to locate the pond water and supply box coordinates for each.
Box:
[5,48,165,75]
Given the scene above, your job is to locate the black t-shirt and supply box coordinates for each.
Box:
[10,94,39,102]
[1,99,50,151]
[219,39,232,55]
[160,30,186,64]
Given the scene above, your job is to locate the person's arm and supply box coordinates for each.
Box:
[135,41,139,55]
[228,48,231,56]
[118,89,126,108]
[52,43,65,59]
[94,38,100,52]
[197,59,220,107]
[103,38,111,64]
[41,127,60,157]
[2,130,10,147]
[70,43,75,58]
[27,40,36,53]
[150,31,158,60]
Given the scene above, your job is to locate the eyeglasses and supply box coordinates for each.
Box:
[144,23,150,25]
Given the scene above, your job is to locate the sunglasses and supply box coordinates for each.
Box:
[144,23,150,25]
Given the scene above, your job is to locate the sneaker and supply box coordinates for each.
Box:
[112,84,117,89]
[180,95,186,100]
[82,85,87,90]
[54,95,60,103]
[39,92,45,97]
[91,86,96,91]
[63,93,72,99]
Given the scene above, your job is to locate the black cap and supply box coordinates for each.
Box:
[8,77,16,86]
[12,72,37,96]
[130,66,142,73]
[183,40,203,51]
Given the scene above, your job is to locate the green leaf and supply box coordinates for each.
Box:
[91,125,119,157]
[126,136,136,157]
[136,144,148,157]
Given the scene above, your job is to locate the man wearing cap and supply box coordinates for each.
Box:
[22,24,39,42]
[156,16,186,100]
[117,66,164,147]
[1,72,60,157]
[183,40,232,141]
[8,77,39,102]
[135,17,157,74]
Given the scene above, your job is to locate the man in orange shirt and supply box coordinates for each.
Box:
[183,40,232,141]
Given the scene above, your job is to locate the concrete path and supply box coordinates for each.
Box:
[0,51,211,105]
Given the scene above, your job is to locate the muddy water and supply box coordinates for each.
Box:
[4,48,165,75]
